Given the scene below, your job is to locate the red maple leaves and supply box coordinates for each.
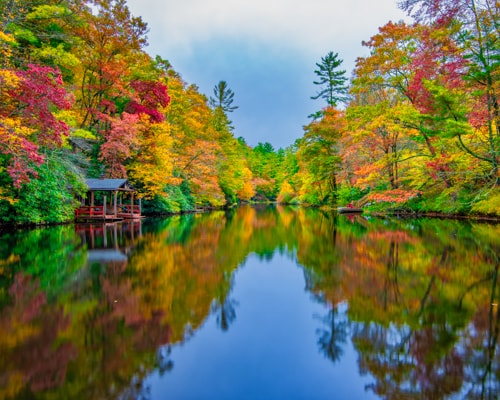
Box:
[0,64,73,187]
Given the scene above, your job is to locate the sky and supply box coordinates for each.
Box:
[126,0,408,149]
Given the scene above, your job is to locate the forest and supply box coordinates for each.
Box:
[0,0,498,224]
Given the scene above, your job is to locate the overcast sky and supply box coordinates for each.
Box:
[126,0,408,149]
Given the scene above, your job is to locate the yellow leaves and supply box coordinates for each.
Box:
[277,180,296,203]
[0,31,16,45]
[0,320,39,351]
[0,31,16,64]
[235,167,254,201]
[31,44,81,70]
[0,69,19,92]
[0,118,35,140]
[71,128,96,140]
[471,189,500,216]
[238,182,255,202]
[0,188,16,205]
[26,5,70,20]
[128,119,175,198]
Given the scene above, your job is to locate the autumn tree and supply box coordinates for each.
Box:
[351,20,463,201]
[347,79,422,203]
[166,74,227,207]
[216,130,249,204]
[72,0,148,129]
[275,144,300,203]
[0,64,73,187]
[0,0,80,75]
[399,0,500,182]
[301,52,349,206]
[298,107,346,205]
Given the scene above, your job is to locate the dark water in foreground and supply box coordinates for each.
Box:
[0,205,499,399]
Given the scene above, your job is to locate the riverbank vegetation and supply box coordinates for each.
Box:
[0,0,498,224]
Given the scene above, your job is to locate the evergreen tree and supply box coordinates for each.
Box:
[311,51,349,108]
[209,80,238,113]
[209,80,238,131]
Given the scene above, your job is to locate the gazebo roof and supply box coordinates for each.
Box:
[85,178,134,191]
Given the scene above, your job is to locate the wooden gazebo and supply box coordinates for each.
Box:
[75,178,142,222]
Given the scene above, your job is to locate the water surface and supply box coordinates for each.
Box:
[0,206,499,399]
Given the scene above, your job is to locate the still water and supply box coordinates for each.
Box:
[0,205,499,399]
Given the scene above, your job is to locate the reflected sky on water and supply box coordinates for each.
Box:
[146,253,376,400]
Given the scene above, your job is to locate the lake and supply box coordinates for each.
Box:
[0,205,499,399]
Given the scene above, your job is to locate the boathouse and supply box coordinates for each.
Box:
[75,178,141,221]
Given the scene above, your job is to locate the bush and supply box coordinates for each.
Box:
[6,152,86,224]
[405,187,473,214]
[299,192,321,206]
[337,185,368,205]
[142,184,194,214]
[471,189,500,216]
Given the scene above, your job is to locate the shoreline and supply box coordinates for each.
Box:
[1,203,499,231]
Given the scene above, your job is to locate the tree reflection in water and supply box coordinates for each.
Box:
[316,303,349,363]
[0,207,499,399]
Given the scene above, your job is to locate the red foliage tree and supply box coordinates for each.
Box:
[0,64,73,187]
[11,64,73,147]
[125,80,170,122]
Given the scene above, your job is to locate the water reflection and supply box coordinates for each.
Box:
[77,221,142,264]
[0,206,499,399]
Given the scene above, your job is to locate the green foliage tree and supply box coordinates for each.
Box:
[248,142,282,200]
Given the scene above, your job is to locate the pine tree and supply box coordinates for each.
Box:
[209,80,238,113]
[311,51,349,108]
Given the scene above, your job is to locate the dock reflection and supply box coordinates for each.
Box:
[76,220,142,264]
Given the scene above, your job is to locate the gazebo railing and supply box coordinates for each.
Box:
[75,205,106,218]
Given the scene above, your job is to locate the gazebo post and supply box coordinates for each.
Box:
[90,192,95,216]
[76,178,140,221]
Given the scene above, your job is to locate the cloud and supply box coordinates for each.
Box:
[128,0,407,59]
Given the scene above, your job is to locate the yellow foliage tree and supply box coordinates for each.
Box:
[128,116,178,198]
[236,168,255,201]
